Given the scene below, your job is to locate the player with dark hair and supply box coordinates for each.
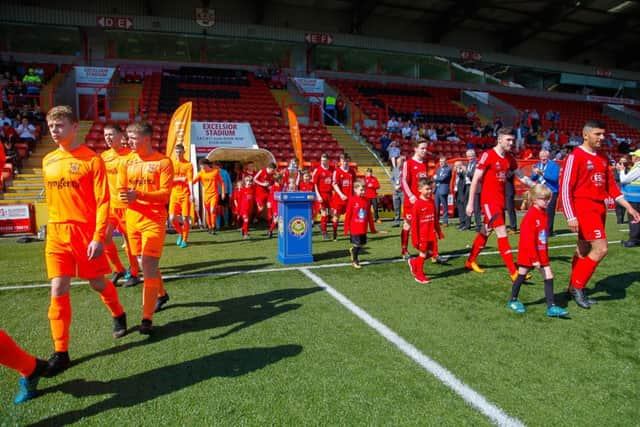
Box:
[561,120,640,308]
[401,139,431,259]
[331,153,356,240]
[465,127,535,281]
[312,152,334,239]
[169,144,194,248]
[344,180,374,269]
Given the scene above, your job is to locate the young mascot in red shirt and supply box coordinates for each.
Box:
[343,180,376,268]
[408,178,444,284]
[507,184,569,317]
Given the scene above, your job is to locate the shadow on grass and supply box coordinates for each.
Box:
[589,272,638,302]
[161,257,268,275]
[70,287,320,367]
[32,344,302,427]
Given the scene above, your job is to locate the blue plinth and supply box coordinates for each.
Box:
[274,191,316,264]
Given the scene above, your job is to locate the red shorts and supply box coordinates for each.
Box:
[331,197,348,216]
[517,250,549,268]
[575,199,607,241]
[403,201,414,221]
[46,222,111,280]
[414,239,437,255]
[317,192,332,211]
[482,203,505,229]
[255,188,269,210]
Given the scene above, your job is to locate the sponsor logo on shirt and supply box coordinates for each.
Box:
[69,163,80,174]
[47,178,80,190]
[538,229,547,244]
[357,207,366,219]
[586,160,594,170]
[591,172,604,187]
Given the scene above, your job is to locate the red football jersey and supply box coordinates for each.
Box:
[332,167,355,199]
[560,146,621,221]
[364,176,380,199]
[298,181,314,192]
[254,168,274,190]
[410,197,442,248]
[344,195,371,235]
[312,164,333,194]
[239,185,255,213]
[517,205,549,266]
[401,157,429,202]
[477,148,518,207]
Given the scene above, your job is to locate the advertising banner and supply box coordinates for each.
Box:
[0,204,34,234]
[190,122,256,149]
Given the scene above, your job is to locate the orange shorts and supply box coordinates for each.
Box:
[204,194,219,212]
[45,222,111,280]
[108,207,127,234]
[169,192,191,217]
[126,210,167,258]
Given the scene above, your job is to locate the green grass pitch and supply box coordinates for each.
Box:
[0,213,638,426]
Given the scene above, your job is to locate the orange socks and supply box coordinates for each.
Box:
[157,271,166,297]
[0,329,36,377]
[104,241,125,273]
[142,277,161,320]
[48,294,72,352]
[99,280,124,318]
[468,233,488,263]
[182,222,190,243]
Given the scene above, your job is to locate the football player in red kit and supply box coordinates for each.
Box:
[465,127,534,281]
[561,120,640,309]
[267,173,283,238]
[507,184,569,317]
[331,153,356,240]
[312,153,334,239]
[253,162,276,218]
[408,178,444,284]
[343,180,375,268]
[401,139,431,259]
[238,175,256,239]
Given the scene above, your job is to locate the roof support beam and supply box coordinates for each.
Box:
[429,0,487,43]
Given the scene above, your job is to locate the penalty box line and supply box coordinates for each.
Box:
[0,241,612,292]
[300,268,525,427]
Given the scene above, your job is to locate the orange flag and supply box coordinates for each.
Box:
[165,102,192,160]
[287,107,303,165]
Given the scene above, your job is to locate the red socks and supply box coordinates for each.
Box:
[497,236,517,275]
[401,229,409,253]
[320,216,328,234]
[467,233,488,263]
[570,256,599,289]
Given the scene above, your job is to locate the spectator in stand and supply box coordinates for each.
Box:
[390,156,404,227]
[2,139,19,174]
[401,121,413,140]
[5,103,18,121]
[364,168,382,223]
[0,110,11,127]
[445,124,459,142]
[387,140,401,169]
[427,125,437,142]
[7,75,23,97]
[387,116,400,133]
[515,125,526,151]
[568,132,582,147]
[618,150,640,247]
[16,117,37,153]
[379,132,391,160]
[493,116,503,136]
[554,147,569,161]
[433,156,452,227]
[530,149,560,236]
[530,109,540,132]
[558,131,569,146]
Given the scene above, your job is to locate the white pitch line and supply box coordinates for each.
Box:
[299,267,525,427]
[0,240,618,291]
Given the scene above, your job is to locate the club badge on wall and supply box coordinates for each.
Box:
[195,8,215,28]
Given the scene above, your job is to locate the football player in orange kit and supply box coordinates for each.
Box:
[42,105,127,376]
[121,122,174,333]
[193,158,225,234]
[101,123,140,287]
[169,144,194,248]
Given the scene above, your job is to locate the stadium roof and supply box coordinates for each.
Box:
[276,0,640,71]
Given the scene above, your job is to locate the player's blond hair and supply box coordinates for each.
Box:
[126,121,153,136]
[353,179,365,190]
[46,105,77,123]
[526,184,552,205]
